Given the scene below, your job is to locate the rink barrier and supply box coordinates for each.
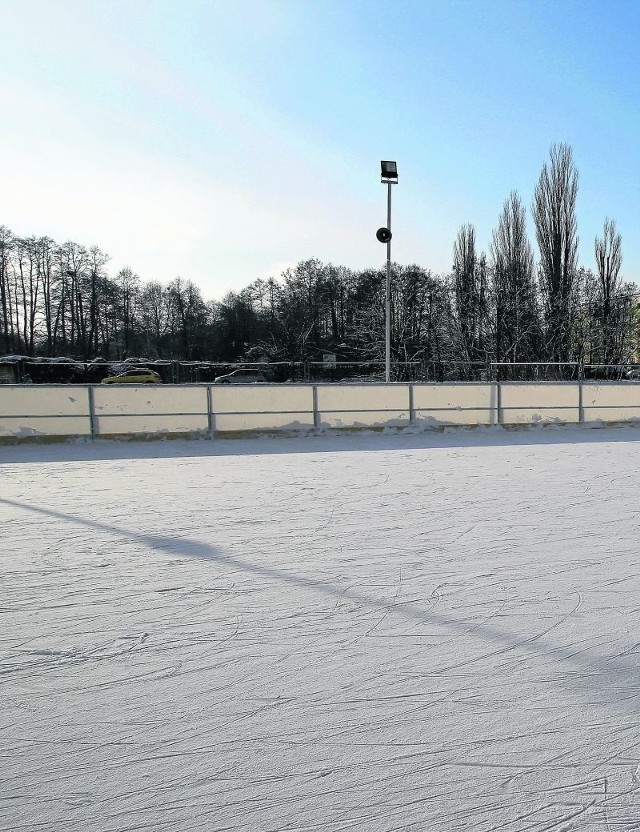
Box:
[1,381,640,440]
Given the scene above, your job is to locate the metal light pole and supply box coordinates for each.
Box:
[385,181,392,382]
[377,161,398,383]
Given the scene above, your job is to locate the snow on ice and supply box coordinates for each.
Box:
[2,425,640,831]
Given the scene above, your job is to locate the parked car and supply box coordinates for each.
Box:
[101,368,163,384]
[213,369,269,384]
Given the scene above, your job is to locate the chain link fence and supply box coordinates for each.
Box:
[0,356,638,384]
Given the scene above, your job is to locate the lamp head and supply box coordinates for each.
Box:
[381,160,398,184]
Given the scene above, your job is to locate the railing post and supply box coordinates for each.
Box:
[312,384,320,429]
[578,379,584,424]
[206,385,214,439]
[87,384,97,440]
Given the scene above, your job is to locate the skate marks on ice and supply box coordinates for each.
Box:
[2,437,640,830]
[3,495,638,696]
[0,498,640,700]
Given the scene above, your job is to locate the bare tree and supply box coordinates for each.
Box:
[595,218,622,321]
[589,219,635,364]
[84,246,110,358]
[533,143,579,362]
[490,191,540,365]
[10,236,43,354]
[35,237,57,355]
[0,227,16,353]
[140,281,170,356]
[453,224,488,366]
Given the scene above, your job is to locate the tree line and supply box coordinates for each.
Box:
[1,144,638,376]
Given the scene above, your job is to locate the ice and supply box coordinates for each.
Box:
[2,425,640,830]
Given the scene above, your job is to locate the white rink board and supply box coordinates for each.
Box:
[93,385,208,416]
[95,414,208,435]
[316,384,409,412]
[0,385,89,417]
[501,383,579,408]
[214,412,315,432]
[211,385,314,432]
[414,409,494,426]
[502,407,579,425]
[583,407,640,423]
[413,383,495,410]
[501,384,579,424]
[583,383,640,408]
[6,382,640,438]
[0,415,90,437]
[319,410,410,428]
[211,385,314,414]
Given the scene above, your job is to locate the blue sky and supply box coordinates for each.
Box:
[1,0,639,298]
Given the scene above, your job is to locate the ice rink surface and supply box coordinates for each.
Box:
[3,425,640,831]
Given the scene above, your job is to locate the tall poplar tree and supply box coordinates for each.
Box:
[532,144,579,362]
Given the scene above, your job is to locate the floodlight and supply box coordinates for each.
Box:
[381,160,398,183]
